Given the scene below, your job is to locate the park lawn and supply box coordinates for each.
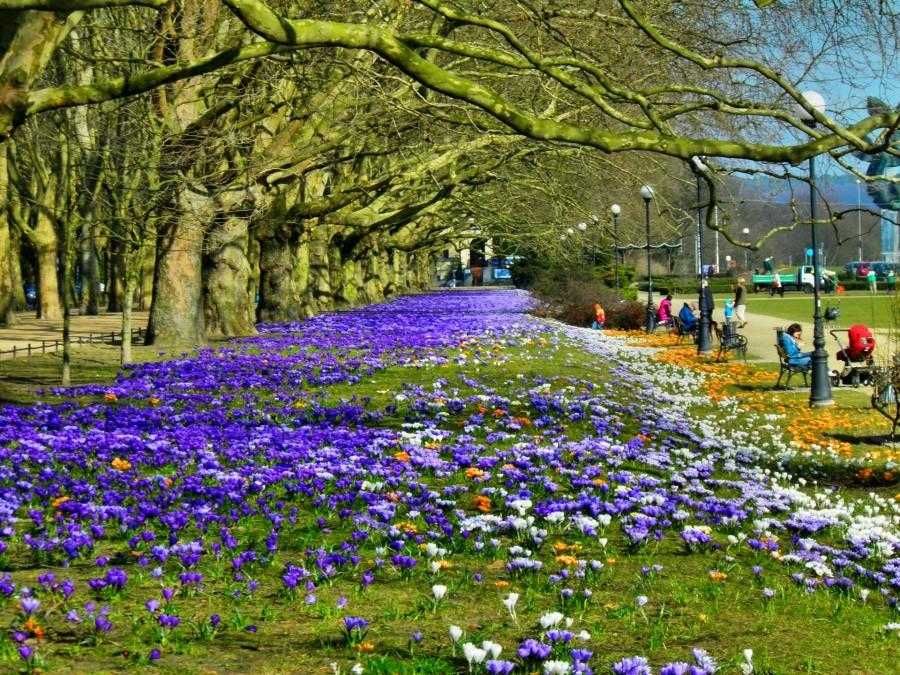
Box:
[743,293,897,329]
[0,331,897,673]
[0,344,175,405]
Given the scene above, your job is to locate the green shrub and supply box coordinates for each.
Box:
[528,267,644,329]
[636,276,735,295]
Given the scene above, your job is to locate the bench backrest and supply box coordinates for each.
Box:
[774,341,790,365]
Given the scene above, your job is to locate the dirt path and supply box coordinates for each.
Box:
[0,311,149,353]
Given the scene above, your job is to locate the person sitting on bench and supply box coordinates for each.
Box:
[780,323,812,369]
[678,302,698,332]
[656,294,673,327]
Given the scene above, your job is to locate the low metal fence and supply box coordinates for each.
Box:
[0,327,145,361]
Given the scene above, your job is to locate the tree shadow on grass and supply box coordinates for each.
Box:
[826,431,900,447]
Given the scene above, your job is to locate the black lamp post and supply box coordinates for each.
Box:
[690,156,712,355]
[640,185,655,332]
[799,90,833,407]
[611,204,621,289]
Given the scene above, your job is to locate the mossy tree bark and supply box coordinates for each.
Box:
[146,203,206,347]
[257,230,307,323]
[0,142,16,325]
[203,207,257,339]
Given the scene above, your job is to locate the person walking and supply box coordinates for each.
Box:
[772,271,784,297]
[734,278,747,327]
[867,267,878,294]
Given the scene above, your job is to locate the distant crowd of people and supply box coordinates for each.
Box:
[653,277,748,333]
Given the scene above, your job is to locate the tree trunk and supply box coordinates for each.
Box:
[307,225,334,313]
[106,237,122,312]
[34,212,61,321]
[138,241,155,310]
[121,254,136,365]
[80,219,100,315]
[257,233,306,323]
[9,228,25,311]
[61,260,71,386]
[0,142,16,326]
[203,212,256,339]
[146,209,206,347]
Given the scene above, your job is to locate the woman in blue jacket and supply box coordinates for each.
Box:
[780,323,812,368]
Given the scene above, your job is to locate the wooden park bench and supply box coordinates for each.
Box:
[774,328,809,389]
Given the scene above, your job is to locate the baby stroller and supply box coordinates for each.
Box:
[829,324,876,387]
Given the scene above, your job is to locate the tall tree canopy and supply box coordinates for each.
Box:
[0,0,896,347]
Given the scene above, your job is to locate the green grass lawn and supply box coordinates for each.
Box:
[742,293,897,329]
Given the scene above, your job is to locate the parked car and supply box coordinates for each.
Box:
[844,261,864,277]
[870,262,900,279]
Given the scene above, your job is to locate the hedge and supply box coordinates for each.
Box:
[635,276,737,295]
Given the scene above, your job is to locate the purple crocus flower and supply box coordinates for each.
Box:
[612,656,651,675]
[19,596,40,615]
[485,660,515,674]
[158,614,180,629]
[517,638,551,660]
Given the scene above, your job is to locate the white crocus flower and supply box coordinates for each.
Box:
[543,661,571,674]
[449,625,463,642]
[539,611,564,628]
[432,584,447,601]
[740,648,753,674]
[502,592,519,619]
[462,642,486,665]
[482,640,502,659]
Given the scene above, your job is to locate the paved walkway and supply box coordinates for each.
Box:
[0,311,149,353]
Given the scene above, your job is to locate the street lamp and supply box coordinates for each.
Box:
[742,227,751,269]
[690,156,712,354]
[690,156,707,276]
[798,90,833,407]
[611,204,621,289]
[856,178,863,262]
[640,185,655,332]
